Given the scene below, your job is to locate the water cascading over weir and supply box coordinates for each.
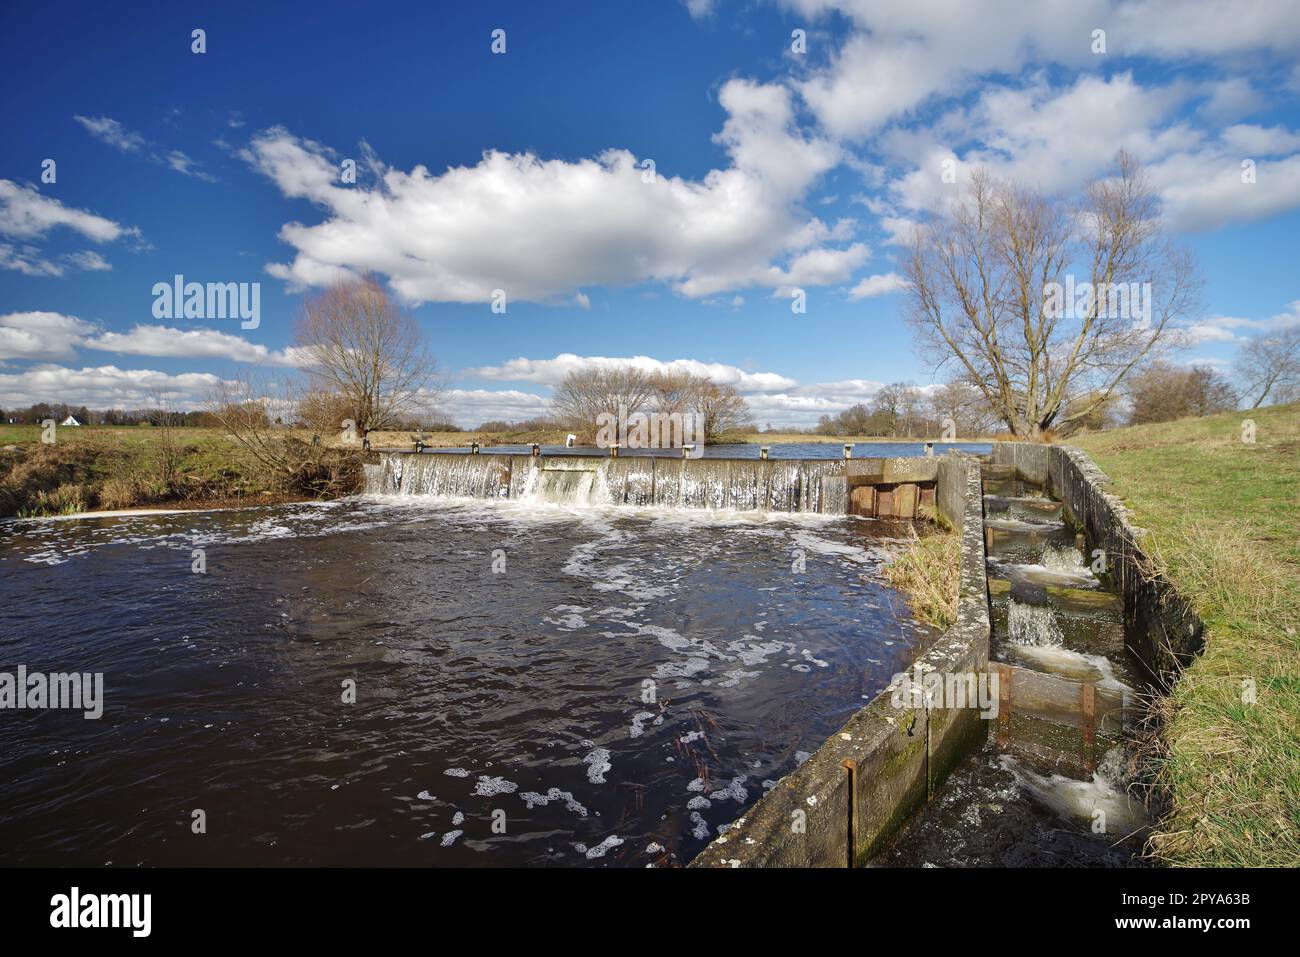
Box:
[362,451,944,516]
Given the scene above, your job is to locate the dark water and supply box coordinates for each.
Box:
[0,497,932,866]
[424,442,991,459]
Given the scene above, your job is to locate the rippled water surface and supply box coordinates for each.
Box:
[0,496,932,866]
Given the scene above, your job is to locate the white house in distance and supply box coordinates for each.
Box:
[60,415,82,427]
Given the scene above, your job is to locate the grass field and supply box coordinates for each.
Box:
[0,424,276,517]
[1072,402,1300,866]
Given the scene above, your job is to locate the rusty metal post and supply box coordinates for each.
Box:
[996,663,1012,749]
[1080,683,1097,774]
[841,758,858,868]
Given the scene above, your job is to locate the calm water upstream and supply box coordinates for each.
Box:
[0,495,933,866]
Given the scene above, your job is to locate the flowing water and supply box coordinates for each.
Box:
[880,466,1150,867]
[412,442,991,460]
[0,489,933,866]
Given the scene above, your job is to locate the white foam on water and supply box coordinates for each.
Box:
[985,517,1064,532]
[708,776,749,803]
[520,788,588,817]
[473,775,518,796]
[583,748,612,784]
[999,748,1149,834]
[716,669,760,687]
[689,812,710,839]
[443,768,471,778]
[584,835,624,859]
[1008,644,1133,692]
[1007,600,1063,647]
[1042,544,1087,572]
[629,711,658,738]
[440,830,463,846]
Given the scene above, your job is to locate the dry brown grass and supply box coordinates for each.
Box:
[883,527,961,630]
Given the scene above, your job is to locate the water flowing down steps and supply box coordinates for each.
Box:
[876,458,1149,866]
[982,461,1140,778]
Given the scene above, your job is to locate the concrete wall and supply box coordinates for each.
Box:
[690,454,990,867]
[991,443,1204,685]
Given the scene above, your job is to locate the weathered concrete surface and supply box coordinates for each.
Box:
[691,454,991,867]
[991,443,1205,686]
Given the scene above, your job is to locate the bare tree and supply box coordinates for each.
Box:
[552,366,656,438]
[926,379,1001,437]
[553,365,751,443]
[904,152,1201,438]
[206,373,357,495]
[145,388,185,492]
[687,377,751,441]
[1126,362,1237,425]
[294,275,440,436]
[1235,326,1300,409]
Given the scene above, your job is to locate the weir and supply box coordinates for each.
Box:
[363,450,943,515]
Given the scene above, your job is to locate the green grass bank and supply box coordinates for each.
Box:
[1072,403,1300,866]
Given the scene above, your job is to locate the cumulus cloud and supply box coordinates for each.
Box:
[1179,301,1300,345]
[0,179,139,276]
[0,312,97,362]
[0,179,132,244]
[241,78,861,304]
[84,324,302,366]
[439,388,552,426]
[1,312,301,369]
[786,0,1300,139]
[0,364,225,408]
[464,353,798,392]
[866,69,1300,235]
[848,271,907,299]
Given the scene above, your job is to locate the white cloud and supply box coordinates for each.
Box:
[848,271,907,299]
[0,244,114,277]
[439,388,552,426]
[1180,301,1300,346]
[1219,124,1300,157]
[1198,78,1260,124]
[464,353,798,392]
[73,115,145,153]
[84,324,301,366]
[241,78,857,304]
[74,115,216,181]
[1,313,301,370]
[0,364,224,409]
[1153,150,1300,232]
[0,179,132,243]
[0,312,97,362]
[785,0,1300,138]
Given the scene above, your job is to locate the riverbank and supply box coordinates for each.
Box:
[1072,402,1300,867]
[0,425,337,519]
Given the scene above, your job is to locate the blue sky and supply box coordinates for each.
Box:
[2,0,1299,426]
